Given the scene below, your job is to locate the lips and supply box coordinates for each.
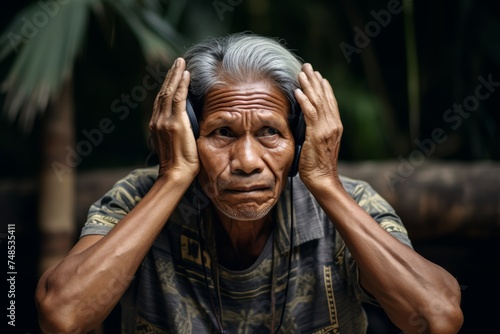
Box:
[224,185,270,193]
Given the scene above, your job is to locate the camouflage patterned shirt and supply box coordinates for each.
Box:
[81,166,412,333]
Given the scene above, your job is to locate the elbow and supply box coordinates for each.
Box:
[36,294,68,334]
[411,275,464,334]
[404,297,464,334]
[37,295,98,334]
[426,279,464,334]
[426,301,464,334]
[36,292,81,334]
[36,280,94,334]
[36,274,63,333]
[400,304,463,334]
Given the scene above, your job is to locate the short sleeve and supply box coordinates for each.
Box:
[80,166,158,237]
[337,176,413,305]
[342,176,412,247]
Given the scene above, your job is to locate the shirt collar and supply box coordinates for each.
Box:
[274,176,325,254]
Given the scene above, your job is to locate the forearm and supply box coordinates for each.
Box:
[309,181,463,333]
[295,60,462,332]
[36,174,192,333]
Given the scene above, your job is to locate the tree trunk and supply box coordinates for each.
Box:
[338,160,500,239]
[38,80,76,276]
[66,162,500,241]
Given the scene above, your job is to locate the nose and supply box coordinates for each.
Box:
[230,135,265,175]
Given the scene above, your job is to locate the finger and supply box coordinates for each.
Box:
[303,64,337,123]
[322,78,341,121]
[158,58,184,96]
[172,70,191,116]
[297,71,317,116]
[155,58,186,118]
[314,70,323,82]
[294,87,318,124]
[152,62,175,119]
[302,63,324,98]
[298,64,328,117]
[297,64,317,99]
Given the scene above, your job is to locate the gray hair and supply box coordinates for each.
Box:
[184,32,303,118]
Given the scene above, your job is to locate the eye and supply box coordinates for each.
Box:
[259,127,280,137]
[214,127,233,137]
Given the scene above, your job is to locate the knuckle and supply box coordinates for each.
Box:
[149,121,159,132]
[172,93,183,104]
[314,97,324,108]
[170,121,182,132]
[335,125,343,138]
[165,86,175,96]
[149,119,160,130]
[158,86,175,98]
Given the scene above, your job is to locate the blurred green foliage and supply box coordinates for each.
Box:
[1,0,499,179]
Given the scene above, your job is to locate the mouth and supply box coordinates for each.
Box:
[224,185,271,194]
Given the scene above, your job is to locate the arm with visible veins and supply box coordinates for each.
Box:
[35,58,199,334]
[294,62,463,334]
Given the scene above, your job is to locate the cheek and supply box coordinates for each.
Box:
[199,139,225,163]
[197,139,227,184]
[265,141,295,172]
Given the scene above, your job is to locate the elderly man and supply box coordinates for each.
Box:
[36,32,463,333]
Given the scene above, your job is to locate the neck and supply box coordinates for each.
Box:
[214,212,274,270]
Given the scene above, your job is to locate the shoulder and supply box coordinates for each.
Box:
[339,175,394,209]
[339,175,374,196]
[100,165,160,202]
[81,166,160,237]
[114,165,159,190]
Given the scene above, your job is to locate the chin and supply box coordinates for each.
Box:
[216,203,273,222]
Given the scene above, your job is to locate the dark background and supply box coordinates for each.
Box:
[1,0,499,333]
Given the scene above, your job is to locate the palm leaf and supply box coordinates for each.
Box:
[0,0,187,132]
[102,0,187,63]
[0,0,96,132]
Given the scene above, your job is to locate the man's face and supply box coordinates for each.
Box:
[197,81,295,221]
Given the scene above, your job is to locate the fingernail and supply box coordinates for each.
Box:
[173,58,179,67]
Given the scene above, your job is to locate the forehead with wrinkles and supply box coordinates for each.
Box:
[202,81,290,119]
